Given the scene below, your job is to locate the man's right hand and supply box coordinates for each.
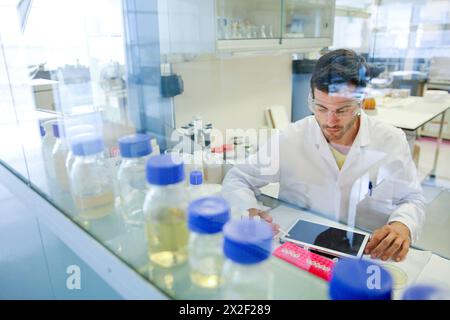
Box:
[248,208,280,235]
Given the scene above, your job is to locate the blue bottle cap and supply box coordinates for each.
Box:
[329,258,393,300]
[71,135,105,156]
[190,170,203,185]
[146,154,185,186]
[223,219,273,265]
[402,284,450,300]
[52,123,61,138]
[118,134,152,158]
[39,124,45,137]
[188,196,230,234]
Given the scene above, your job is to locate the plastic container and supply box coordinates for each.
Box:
[51,122,70,192]
[329,258,393,300]
[69,135,115,221]
[188,196,230,289]
[221,218,273,299]
[188,170,210,200]
[64,125,96,180]
[41,119,58,182]
[203,149,223,184]
[402,284,450,300]
[143,154,189,268]
[117,134,152,227]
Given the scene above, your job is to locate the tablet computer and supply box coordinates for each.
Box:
[280,218,370,258]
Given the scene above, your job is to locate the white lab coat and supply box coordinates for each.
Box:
[221,112,425,243]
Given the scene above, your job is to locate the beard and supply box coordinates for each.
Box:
[321,115,359,142]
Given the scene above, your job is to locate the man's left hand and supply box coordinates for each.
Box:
[364,222,411,262]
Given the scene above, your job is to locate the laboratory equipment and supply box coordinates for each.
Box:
[41,119,58,182]
[178,116,213,154]
[69,135,115,221]
[188,196,230,289]
[143,154,189,268]
[221,218,273,299]
[117,133,152,227]
[272,241,335,281]
[188,170,209,201]
[51,122,70,192]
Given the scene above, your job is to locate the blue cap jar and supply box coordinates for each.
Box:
[223,219,273,265]
[329,258,393,300]
[402,284,450,300]
[146,154,185,186]
[188,196,230,234]
[190,170,203,185]
[71,135,105,156]
[118,134,152,158]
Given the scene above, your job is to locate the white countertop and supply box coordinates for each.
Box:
[364,96,450,130]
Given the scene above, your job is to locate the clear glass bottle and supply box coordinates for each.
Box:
[51,122,70,192]
[188,196,230,289]
[221,218,274,300]
[64,125,96,180]
[117,133,152,227]
[188,170,209,201]
[143,154,189,268]
[69,135,115,221]
[41,119,57,183]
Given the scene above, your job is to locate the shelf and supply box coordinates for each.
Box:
[215,0,335,53]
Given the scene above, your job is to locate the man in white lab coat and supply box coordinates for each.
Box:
[221,49,425,262]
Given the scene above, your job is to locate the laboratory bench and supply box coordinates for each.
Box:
[2,128,450,299]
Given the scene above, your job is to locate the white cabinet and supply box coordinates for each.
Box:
[159,0,335,56]
[217,0,335,52]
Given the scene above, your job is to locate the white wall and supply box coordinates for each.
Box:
[172,53,293,134]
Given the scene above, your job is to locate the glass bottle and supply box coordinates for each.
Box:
[221,218,274,299]
[143,154,189,268]
[188,196,230,289]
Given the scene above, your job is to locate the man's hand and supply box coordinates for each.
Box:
[248,208,280,235]
[365,222,411,262]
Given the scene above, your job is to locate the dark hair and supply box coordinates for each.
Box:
[310,49,370,98]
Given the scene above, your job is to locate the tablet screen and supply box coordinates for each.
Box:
[284,220,367,257]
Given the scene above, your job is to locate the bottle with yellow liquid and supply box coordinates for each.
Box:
[187,196,230,289]
[143,154,189,268]
[69,135,115,221]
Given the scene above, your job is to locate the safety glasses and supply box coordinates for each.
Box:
[311,99,361,119]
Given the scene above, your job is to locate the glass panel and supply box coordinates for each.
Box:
[0,0,449,300]
[216,0,282,40]
[283,0,333,38]
[0,2,32,181]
